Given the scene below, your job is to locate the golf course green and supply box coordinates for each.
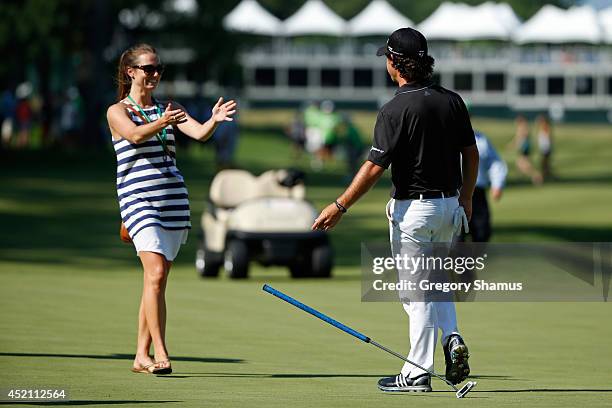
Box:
[1,115,611,407]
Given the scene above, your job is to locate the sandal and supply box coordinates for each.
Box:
[131,360,172,375]
[152,360,172,375]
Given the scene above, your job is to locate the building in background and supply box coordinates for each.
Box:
[221,0,612,122]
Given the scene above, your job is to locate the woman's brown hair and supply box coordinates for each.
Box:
[116,44,158,101]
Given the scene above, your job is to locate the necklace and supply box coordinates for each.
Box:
[126,95,168,155]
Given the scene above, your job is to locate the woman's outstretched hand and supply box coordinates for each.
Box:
[162,103,186,125]
[211,97,237,123]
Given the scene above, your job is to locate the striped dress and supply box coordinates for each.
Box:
[113,102,191,239]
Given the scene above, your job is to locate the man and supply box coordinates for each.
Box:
[312,28,479,392]
[468,130,507,242]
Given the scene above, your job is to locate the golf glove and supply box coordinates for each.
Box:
[453,206,469,235]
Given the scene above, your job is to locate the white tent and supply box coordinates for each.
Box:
[599,6,612,44]
[223,0,282,36]
[418,2,519,41]
[513,5,602,44]
[283,0,347,36]
[480,2,521,32]
[348,0,414,36]
[418,2,464,40]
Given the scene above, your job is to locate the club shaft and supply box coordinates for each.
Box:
[263,284,370,343]
[369,340,457,391]
[263,285,458,392]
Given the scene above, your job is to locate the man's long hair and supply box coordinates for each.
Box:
[389,53,435,83]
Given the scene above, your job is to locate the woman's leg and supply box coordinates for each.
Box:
[159,259,172,343]
[139,251,171,367]
[516,156,542,185]
[133,295,154,369]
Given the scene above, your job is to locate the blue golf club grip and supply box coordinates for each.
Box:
[263,284,370,343]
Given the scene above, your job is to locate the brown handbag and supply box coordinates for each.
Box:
[120,222,132,243]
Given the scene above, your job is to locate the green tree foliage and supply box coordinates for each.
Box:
[0,0,89,86]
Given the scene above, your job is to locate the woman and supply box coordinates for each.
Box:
[106,44,236,374]
[536,114,553,181]
[512,115,542,185]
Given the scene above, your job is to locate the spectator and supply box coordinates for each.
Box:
[0,89,16,148]
[303,100,341,170]
[303,101,323,158]
[463,130,507,242]
[536,114,554,181]
[211,115,239,170]
[318,100,340,159]
[59,87,84,148]
[512,115,542,185]
[286,110,306,159]
[335,114,365,177]
[14,82,35,149]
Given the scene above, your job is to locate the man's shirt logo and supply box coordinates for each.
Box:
[370,146,384,154]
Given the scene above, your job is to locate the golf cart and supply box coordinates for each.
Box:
[196,169,333,279]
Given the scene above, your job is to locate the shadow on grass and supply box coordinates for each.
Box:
[3,146,611,272]
[505,173,612,187]
[247,274,362,282]
[0,401,181,406]
[162,372,386,379]
[468,375,523,381]
[0,352,243,364]
[164,373,525,382]
[0,149,381,270]
[495,224,612,242]
[476,389,612,393]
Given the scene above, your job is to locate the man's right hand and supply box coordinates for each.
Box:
[312,202,344,231]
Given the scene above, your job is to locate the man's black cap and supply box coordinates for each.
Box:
[376,27,428,58]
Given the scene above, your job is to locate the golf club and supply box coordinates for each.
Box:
[262,284,477,398]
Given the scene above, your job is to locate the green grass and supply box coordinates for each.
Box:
[1,115,611,407]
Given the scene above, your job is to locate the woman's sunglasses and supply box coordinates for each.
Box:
[132,64,165,75]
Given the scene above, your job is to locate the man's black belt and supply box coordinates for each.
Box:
[400,190,458,200]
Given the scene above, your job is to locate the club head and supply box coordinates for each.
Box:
[455,381,477,398]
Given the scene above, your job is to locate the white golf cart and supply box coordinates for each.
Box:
[196,169,333,279]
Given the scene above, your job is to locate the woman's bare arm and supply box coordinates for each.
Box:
[106,103,184,143]
[171,98,237,142]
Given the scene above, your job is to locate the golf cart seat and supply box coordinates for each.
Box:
[209,169,258,209]
[256,169,305,200]
[205,170,258,252]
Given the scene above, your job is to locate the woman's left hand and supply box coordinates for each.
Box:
[211,97,237,123]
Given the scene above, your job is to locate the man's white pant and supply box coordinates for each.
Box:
[386,196,461,378]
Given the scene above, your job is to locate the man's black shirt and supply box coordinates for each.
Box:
[367,81,476,199]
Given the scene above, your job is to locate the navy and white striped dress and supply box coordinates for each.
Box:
[113,102,191,240]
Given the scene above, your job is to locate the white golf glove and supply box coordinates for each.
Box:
[453,206,470,235]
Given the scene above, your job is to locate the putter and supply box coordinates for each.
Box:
[263,284,477,398]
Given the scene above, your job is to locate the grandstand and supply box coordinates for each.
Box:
[224,0,612,120]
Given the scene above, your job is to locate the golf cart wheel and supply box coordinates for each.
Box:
[311,245,333,278]
[225,240,249,279]
[196,248,222,278]
[196,236,222,278]
[289,244,333,279]
[289,262,308,279]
